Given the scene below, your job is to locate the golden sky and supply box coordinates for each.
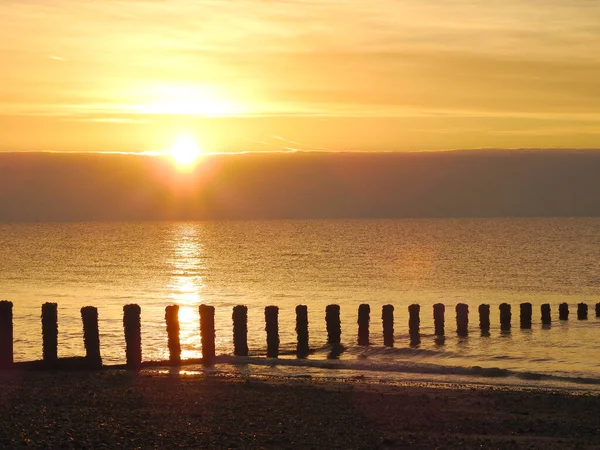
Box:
[1,0,599,153]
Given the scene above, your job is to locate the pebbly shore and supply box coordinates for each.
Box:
[1,369,599,449]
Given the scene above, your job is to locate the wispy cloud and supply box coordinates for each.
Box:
[63,117,152,124]
[1,0,600,150]
[3,1,600,110]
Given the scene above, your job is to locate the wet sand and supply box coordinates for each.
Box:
[1,370,599,449]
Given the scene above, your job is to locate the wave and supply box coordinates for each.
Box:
[211,354,600,389]
[279,252,312,257]
[335,345,457,359]
[278,344,533,363]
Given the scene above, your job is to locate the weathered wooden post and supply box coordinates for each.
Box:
[296,305,309,358]
[165,305,181,364]
[0,301,13,369]
[123,304,141,369]
[81,306,102,368]
[596,302,600,317]
[559,303,569,321]
[382,304,394,347]
[433,303,445,336]
[199,304,215,363]
[541,304,551,325]
[478,304,490,334]
[456,303,468,336]
[325,305,341,345]
[265,306,279,358]
[577,303,588,320]
[408,304,420,345]
[232,305,249,356]
[41,302,58,363]
[358,304,370,346]
[520,303,532,329]
[499,303,511,331]
[408,304,420,339]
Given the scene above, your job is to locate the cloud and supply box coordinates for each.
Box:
[63,117,152,124]
[1,0,600,150]
[3,150,600,221]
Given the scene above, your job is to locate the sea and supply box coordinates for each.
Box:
[1,218,599,391]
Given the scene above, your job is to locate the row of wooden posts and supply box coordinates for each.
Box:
[0,300,599,370]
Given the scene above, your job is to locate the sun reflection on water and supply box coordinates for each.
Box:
[168,223,206,359]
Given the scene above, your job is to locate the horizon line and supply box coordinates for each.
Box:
[2,147,600,156]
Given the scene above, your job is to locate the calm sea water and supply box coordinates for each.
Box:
[1,219,599,388]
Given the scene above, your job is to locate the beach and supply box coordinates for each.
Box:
[3,0,600,447]
[1,369,599,449]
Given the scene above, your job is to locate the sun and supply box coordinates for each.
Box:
[169,134,203,170]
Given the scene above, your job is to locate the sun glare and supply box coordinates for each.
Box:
[169,134,203,170]
[134,84,244,116]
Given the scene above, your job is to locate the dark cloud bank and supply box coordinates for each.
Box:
[1,150,599,222]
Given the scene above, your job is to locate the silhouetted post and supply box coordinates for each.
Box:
[295,305,309,358]
[541,304,551,325]
[81,306,102,368]
[408,304,420,345]
[577,303,588,320]
[456,303,469,336]
[165,305,181,364]
[265,306,279,358]
[199,304,215,363]
[559,303,569,321]
[41,302,58,363]
[478,304,490,333]
[382,305,394,347]
[433,303,445,336]
[499,303,511,331]
[596,303,600,317]
[232,305,249,356]
[520,303,532,329]
[0,301,13,369]
[326,305,341,345]
[358,304,370,346]
[123,304,142,369]
[408,304,420,338]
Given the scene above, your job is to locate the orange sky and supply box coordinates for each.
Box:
[1,1,599,153]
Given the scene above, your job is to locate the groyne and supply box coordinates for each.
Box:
[0,300,597,370]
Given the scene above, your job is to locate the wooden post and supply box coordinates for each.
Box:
[408,304,420,339]
[265,306,279,358]
[232,305,249,356]
[325,305,341,345]
[0,301,13,369]
[559,303,569,320]
[41,302,58,363]
[123,304,142,369]
[478,304,490,334]
[520,303,532,329]
[199,304,215,363]
[295,305,309,358]
[433,303,445,336]
[456,303,468,336]
[382,305,394,347]
[499,303,511,331]
[541,304,551,325]
[81,306,102,368]
[165,305,181,364]
[577,303,588,320]
[357,304,370,346]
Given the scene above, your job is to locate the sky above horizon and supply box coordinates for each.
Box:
[1,0,600,153]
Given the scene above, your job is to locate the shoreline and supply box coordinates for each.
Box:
[11,354,600,395]
[1,369,600,449]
